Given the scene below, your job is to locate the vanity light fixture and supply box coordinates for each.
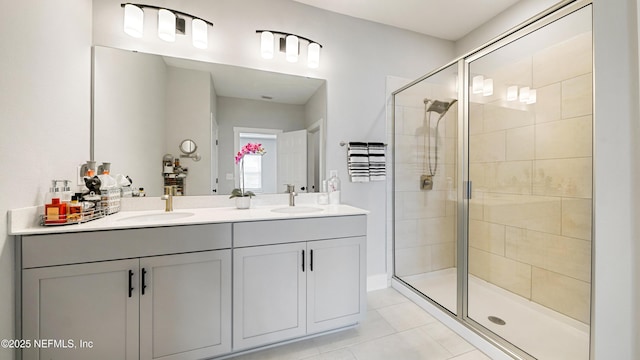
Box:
[121,3,213,49]
[158,9,176,42]
[286,35,299,62]
[256,30,323,68]
[260,31,275,59]
[123,4,144,38]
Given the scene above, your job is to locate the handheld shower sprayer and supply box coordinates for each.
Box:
[421,98,457,190]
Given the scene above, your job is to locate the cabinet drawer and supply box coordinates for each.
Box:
[233,215,366,247]
[22,224,232,268]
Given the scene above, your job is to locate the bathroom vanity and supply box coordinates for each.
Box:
[11,204,367,360]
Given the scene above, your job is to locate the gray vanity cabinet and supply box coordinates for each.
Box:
[19,224,232,360]
[232,242,308,350]
[139,250,231,360]
[17,214,367,359]
[306,236,366,334]
[22,259,140,360]
[232,215,367,351]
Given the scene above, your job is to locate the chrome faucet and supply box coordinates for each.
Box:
[161,185,175,212]
[285,184,297,206]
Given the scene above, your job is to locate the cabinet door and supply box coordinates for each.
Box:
[22,259,139,360]
[233,242,307,350]
[307,236,367,334]
[140,250,231,360]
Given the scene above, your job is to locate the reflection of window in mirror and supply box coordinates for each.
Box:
[236,129,279,194]
[241,154,263,192]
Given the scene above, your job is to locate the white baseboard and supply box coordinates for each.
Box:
[366,273,389,291]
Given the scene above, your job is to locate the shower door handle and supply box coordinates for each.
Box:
[464,181,472,200]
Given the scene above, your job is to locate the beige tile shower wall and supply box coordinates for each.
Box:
[468,33,592,324]
[395,83,457,277]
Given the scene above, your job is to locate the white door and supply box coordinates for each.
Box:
[307,237,367,334]
[22,259,140,360]
[277,129,308,192]
[233,243,307,350]
[140,250,231,360]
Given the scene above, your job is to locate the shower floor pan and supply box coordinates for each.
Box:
[402,268,589,360]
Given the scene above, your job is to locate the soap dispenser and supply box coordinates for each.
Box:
[44,180,58,206]
[61,180,73,203]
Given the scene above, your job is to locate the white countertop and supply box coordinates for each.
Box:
[9,203,369,236]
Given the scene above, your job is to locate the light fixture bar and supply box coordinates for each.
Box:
[255,30,323,49]
[120,3,213,26]
[256,30,323,68]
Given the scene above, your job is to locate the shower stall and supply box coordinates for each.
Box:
[392,2,592,359]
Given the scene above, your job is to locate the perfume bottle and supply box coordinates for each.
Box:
[45,198,67,224]
[67,195,83,222]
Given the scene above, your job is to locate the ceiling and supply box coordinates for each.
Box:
[292,0,522,41]
[163,56,325,105]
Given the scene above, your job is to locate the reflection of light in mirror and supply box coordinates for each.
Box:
[482,78,493,96]
[526,89,537,104]
[507,85,518,101]
[472,75,484,94]
[519,86,530,102]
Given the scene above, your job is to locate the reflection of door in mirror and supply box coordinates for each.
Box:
[277,129,308,193]
[211,113,219,194]
[307,119,323,193]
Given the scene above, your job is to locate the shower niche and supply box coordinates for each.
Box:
[392,2,593,360]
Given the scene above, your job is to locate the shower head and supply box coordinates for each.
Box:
[423,99,457,115]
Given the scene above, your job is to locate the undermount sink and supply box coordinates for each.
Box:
[117,212,195,223]
[271,206,323,214]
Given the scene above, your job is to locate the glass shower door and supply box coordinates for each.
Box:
[393,63,459,314]
[466,5,592,359]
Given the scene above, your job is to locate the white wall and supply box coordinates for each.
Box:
[0,1,92,359]
[94,46,167,194]
[305,82,327,129]
[455,0,562,56]
[165,66,212,196]
[592,1,640,359]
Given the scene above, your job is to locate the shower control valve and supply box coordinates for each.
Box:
[420,175,433,190]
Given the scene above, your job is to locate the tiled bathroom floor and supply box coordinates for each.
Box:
[229,288,490,360]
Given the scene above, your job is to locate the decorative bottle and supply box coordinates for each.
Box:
[45,198,67,224]
[327,170,341,205]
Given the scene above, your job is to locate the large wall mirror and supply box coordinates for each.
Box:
[92,46,327,197]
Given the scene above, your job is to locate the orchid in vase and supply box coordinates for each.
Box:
[230,142,266,199]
